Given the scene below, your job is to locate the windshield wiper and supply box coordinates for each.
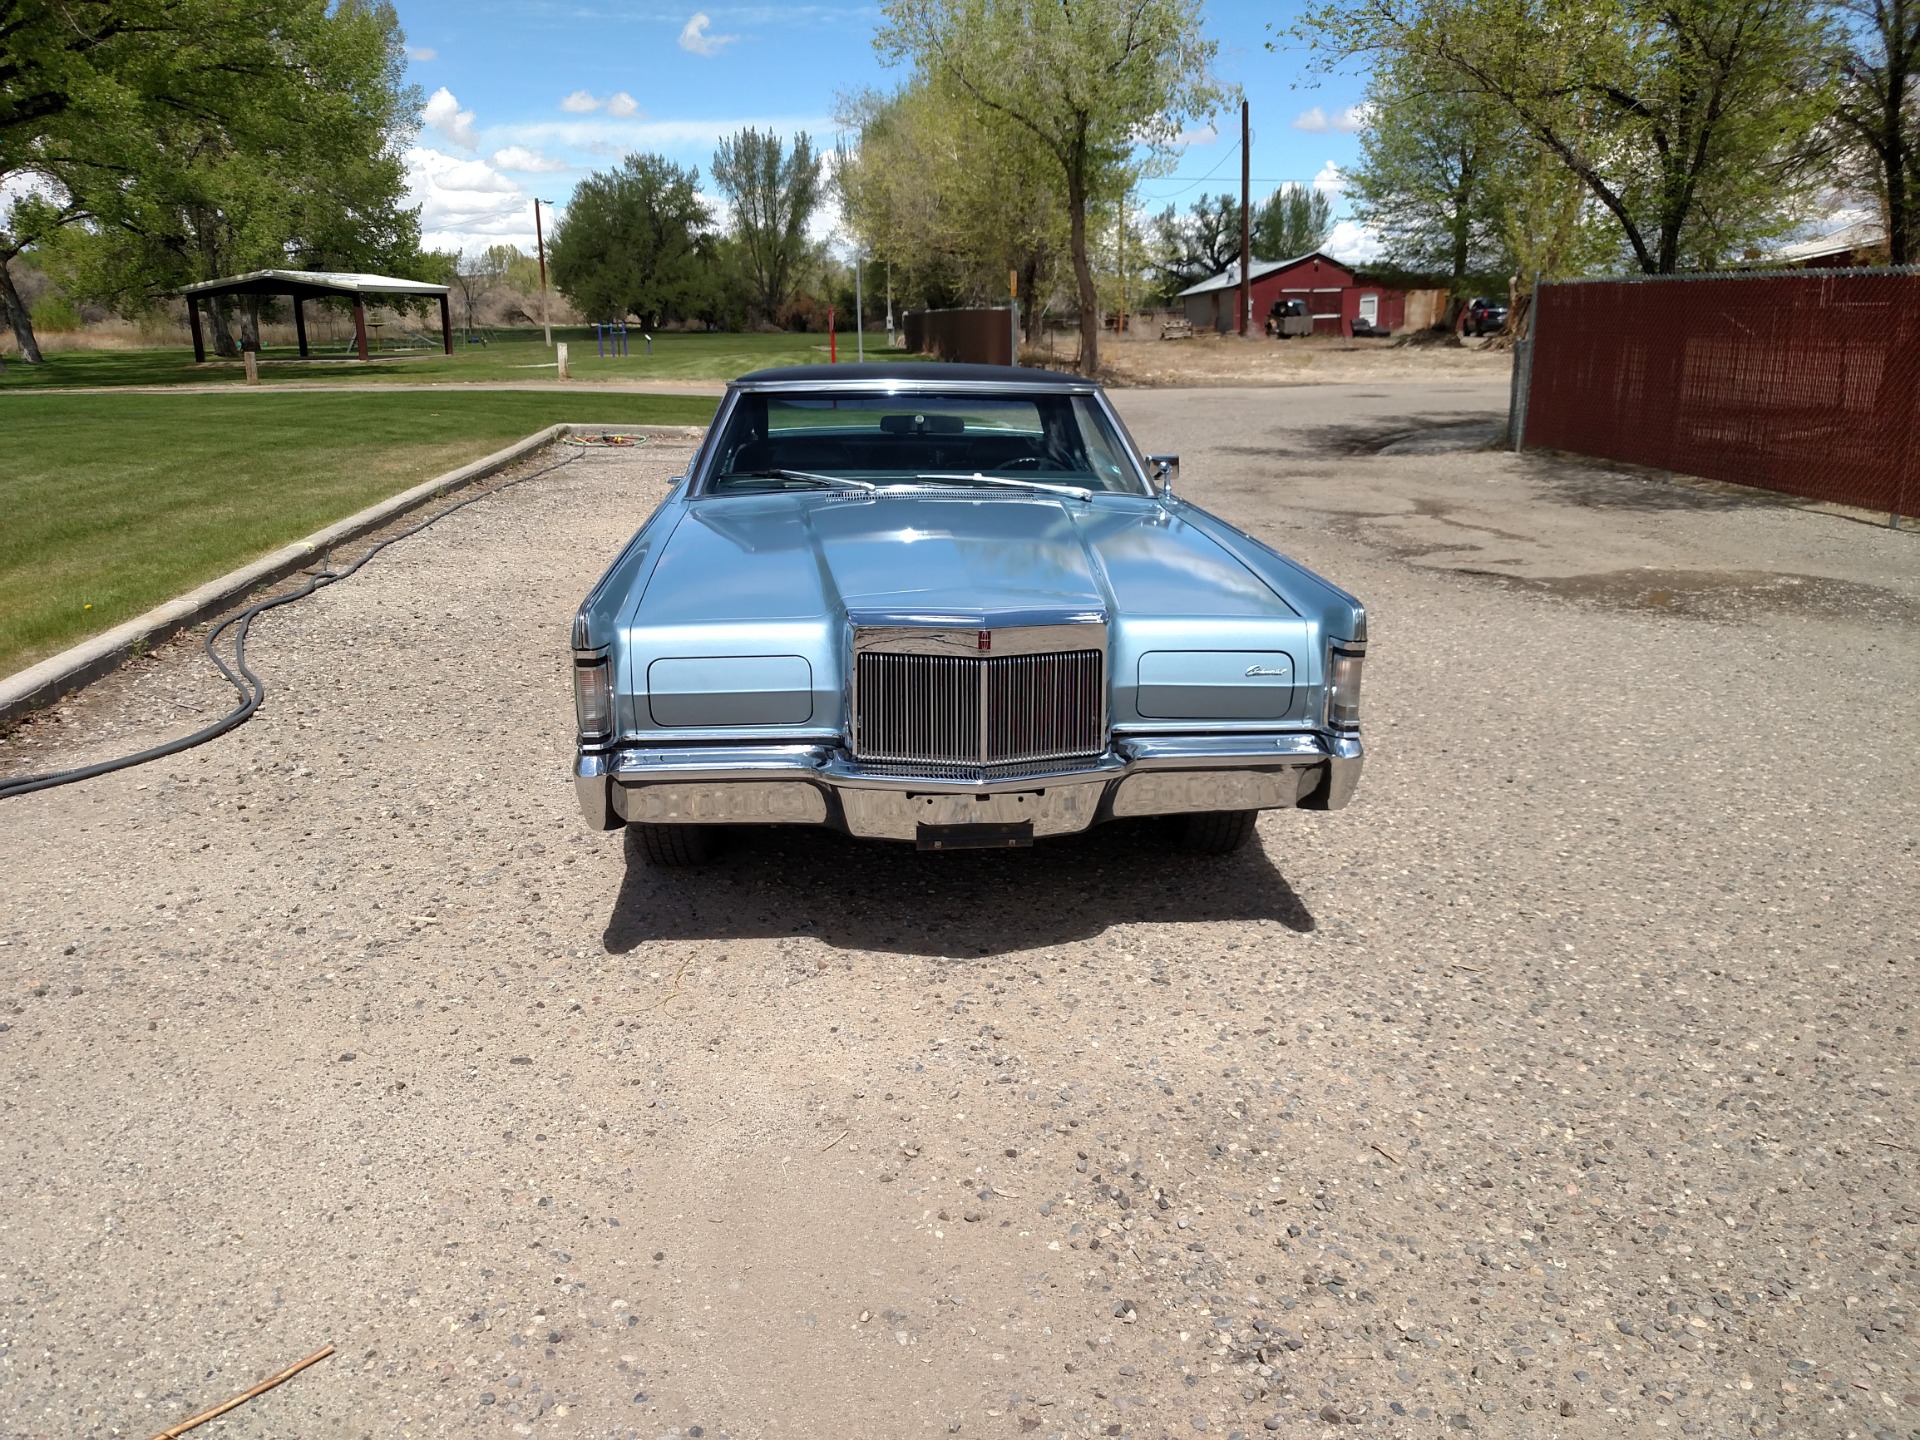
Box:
[718,469,875,491]
[910,471,1092,501]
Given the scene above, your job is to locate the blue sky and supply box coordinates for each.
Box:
[396,1,1376,258]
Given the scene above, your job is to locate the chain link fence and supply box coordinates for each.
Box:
[1521,269,1920,521]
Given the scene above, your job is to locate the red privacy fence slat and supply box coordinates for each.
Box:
[901,307,1014,367]
[1523,271,1920,518]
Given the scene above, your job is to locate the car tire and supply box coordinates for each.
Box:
[630,822,725,866]
[1177,810,1258,854]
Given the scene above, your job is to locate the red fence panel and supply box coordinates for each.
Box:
[902,307,1014,366]
[1524,271,1920,518]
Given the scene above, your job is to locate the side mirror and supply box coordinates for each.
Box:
[1146,454,1180,497]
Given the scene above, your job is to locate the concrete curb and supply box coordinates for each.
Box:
[0,421,706,730]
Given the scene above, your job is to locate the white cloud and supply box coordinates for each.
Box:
[1293,105,1368,134]
[1312,160,1346,195]
[422,87,479,150]
[1324,218,1381,263]
[406,146,535,252]
[561,90,644,118]
[1172,123,1218,147]
[679,12,740,55]
[492,145,570,173]
[498,114,832,155]
[406,45,436,61]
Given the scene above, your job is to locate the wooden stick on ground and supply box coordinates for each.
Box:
[146,1345,334,1440]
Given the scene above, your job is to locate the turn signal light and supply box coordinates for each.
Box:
[1327,648,1364,730]
[573,658,612,740]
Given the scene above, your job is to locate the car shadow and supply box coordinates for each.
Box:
[601,818,1317,959]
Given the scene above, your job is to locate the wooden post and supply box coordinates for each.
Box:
[1238,99,1251,337]
[293,297,309,358]
[534,199,551,347]
[352,298,369,362]
[243,350,259,385]
[438,294,452,354]
[188,298,206,364]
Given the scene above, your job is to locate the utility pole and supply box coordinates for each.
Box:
[1009,269,1019,365]
[1238,100,1251,337]
[534,199,552,347]
[885,262,894,348]
[854,244,865,362]
[1118,198,1128,337]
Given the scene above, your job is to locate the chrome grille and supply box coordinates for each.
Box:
[854,648,1104,772]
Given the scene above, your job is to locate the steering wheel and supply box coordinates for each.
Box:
[1000,455,1065,472]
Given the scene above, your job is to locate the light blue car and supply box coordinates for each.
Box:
[571,364,1365,864]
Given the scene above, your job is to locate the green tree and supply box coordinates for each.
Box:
[711,128,822,326]
[1300,0,1836,272]
[1253,182,1335,258]
[24,0,425,357]
[1830,0,1920,262]
[1500,143,1621,330]
[1,0,175,360]
[549,155,714,328]
[1344,63,1515,316]
[877,0,1230,375]
[1147,193,1241,301]
[837,77,1069,338]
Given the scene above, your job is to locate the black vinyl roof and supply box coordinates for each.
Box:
[732,362,1094,389]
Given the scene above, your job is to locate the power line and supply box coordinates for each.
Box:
[1149,135,1243,198]
[1153,175,1335,185]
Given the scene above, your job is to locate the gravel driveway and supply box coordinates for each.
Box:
[1,386,1915,1440]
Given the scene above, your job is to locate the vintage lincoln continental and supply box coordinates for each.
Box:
[570,364,1365,864]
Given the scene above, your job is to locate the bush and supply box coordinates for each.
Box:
[30,295,83,332]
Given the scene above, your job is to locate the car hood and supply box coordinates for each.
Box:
[631,491,1297,627]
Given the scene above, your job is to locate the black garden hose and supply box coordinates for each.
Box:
[0,444,596,800]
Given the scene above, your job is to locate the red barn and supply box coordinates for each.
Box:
[1176,252,1407,337]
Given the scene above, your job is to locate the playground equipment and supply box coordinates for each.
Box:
[594,322,630,358]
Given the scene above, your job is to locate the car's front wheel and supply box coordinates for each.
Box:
[630,822,726,867]
[1176,810,1258,854]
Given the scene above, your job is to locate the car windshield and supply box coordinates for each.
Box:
[704,391,1149,495]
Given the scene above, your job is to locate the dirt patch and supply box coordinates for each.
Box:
[1286,413,1509,458]
[1469,566,1920,624]
[1056,331,1511,388]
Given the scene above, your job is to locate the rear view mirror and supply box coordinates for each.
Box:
[879,413,966,435]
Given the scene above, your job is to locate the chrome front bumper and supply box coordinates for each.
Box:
[573,732,1363,836]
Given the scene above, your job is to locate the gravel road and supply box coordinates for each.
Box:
[1,385,1915,1440]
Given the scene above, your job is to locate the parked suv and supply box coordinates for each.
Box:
[1466,297,1508,336]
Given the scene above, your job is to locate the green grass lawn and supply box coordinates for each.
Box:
[0,390,716,677]
[0,327,915,390]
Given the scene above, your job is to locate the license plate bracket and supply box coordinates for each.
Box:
[916,821,1034,851]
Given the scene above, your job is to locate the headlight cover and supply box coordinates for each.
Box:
[1136,650,1295,719]
[647,655,813,727]
[574,657,613,741]
[1326,646,1363,730]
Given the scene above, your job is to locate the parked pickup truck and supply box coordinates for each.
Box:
[1266,298,1312,339]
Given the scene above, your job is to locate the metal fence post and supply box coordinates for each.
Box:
[1509,280,1540,451]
